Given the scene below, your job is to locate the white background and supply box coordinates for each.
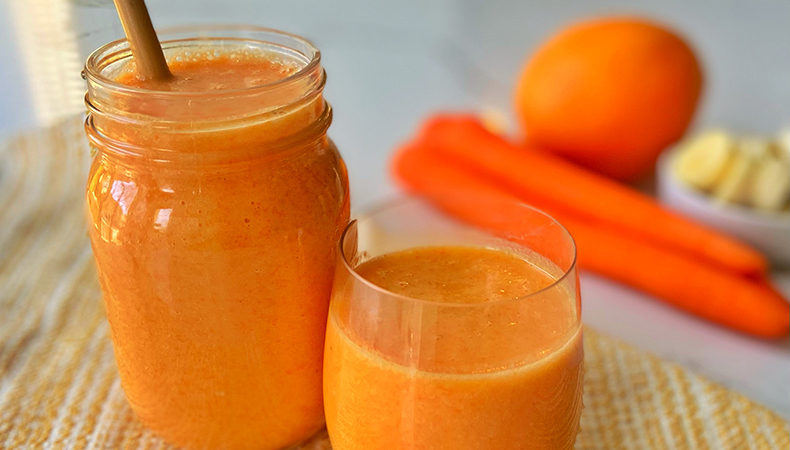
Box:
[1,0,788,418]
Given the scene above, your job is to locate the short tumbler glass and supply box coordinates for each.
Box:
[323,197,583,450]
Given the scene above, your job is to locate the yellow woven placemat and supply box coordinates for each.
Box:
[0,117,787,450]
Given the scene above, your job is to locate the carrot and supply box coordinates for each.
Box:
[392,142,790,338]
[413,114,767,277]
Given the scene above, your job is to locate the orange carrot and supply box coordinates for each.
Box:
[392,142,790,338]
[413,114,767,277]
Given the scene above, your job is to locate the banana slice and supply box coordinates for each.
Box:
[739,137,773,159]
[750,157,790,211]
[713,152,756,204]
[674,130,735,190]
[775,127,790,160]
[480,107,510,135]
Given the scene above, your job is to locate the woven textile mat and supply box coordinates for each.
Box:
[0,117,787,450]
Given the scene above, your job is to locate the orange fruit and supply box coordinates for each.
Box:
[515,17,703,182]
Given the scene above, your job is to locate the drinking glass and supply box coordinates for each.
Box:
[324,197,583,450]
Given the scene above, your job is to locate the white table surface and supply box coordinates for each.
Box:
[2,0,788,419]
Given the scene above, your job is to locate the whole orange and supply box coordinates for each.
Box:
[515,17,703,182]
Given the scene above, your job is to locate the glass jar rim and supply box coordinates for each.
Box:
[338,196,579,309]
[83,24,322,99]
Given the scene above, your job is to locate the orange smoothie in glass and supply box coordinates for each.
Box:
[324,246,583,450]
[84,27,348,450]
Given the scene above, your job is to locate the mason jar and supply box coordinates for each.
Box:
[83,25,349,450]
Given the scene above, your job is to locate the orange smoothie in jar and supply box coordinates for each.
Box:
[324,246,583,450]
[84,28,348,450]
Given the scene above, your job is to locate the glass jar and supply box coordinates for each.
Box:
[83,26,349,450]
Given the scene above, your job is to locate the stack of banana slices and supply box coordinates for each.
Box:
[674,129,790,212]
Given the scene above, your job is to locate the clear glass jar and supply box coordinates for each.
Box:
[83,26,349,450]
